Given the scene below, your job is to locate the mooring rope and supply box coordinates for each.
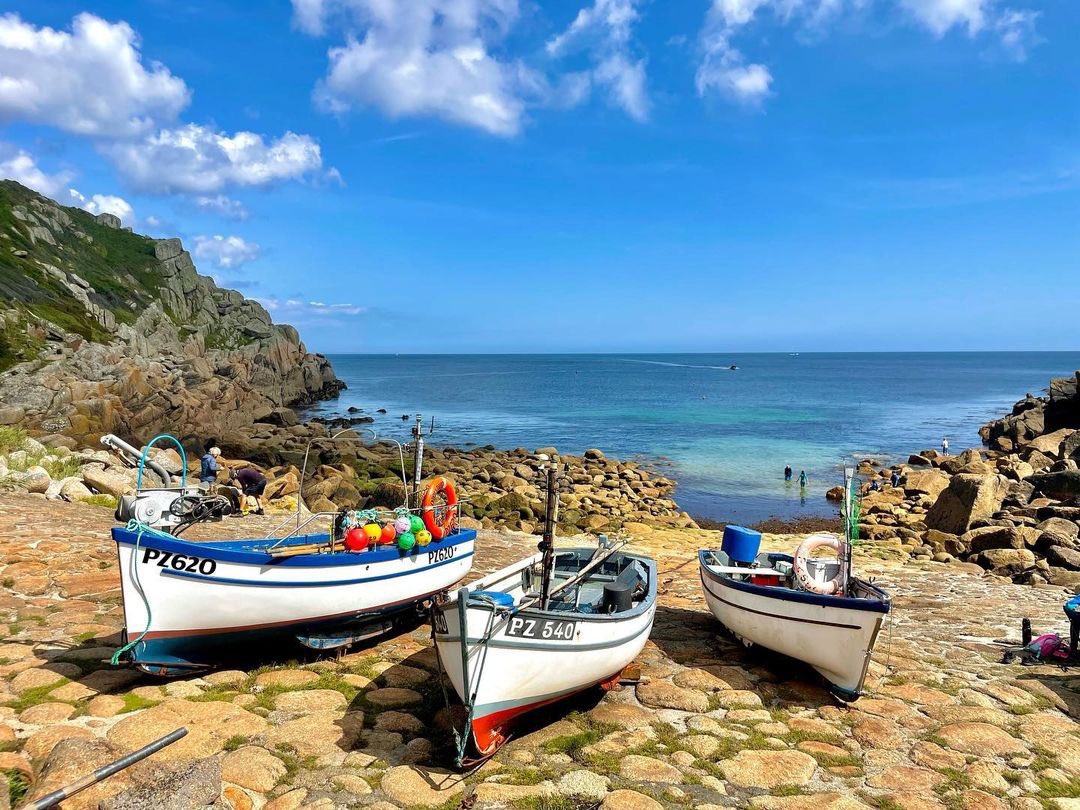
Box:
[109,519,174,666]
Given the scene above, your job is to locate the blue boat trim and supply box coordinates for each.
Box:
[698,550,891,614]
[111,526,476,566]
[437,618,653,652]
[158,550,474,588]
[700,576,864,631]
[126,593,428,670]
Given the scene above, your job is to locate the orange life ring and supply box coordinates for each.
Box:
[422,476,458,539]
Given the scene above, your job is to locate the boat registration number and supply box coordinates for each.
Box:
[506,617,577,641]
[427,546,455,565]
[142,548,218,576]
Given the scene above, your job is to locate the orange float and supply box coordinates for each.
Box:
[421,476,458,540]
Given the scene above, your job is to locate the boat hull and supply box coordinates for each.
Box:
[434,549,657,755]
[112,526,476,675]
[699,551,889,699]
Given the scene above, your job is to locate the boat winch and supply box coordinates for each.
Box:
[102,432,232,535]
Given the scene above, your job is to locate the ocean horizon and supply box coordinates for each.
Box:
[305,351,1080,524]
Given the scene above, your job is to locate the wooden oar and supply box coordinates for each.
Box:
[269,541,334,558]
[515,539,628,612]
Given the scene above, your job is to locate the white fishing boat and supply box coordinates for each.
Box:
[432,468,657,762]
[109,420,475,676]
[113,522,476,676]
[698,471,890,700]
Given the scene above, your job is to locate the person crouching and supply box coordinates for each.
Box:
[230,465,268,516]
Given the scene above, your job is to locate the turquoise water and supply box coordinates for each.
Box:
[306,353,1080,523]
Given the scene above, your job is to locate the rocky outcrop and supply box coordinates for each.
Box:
[981,370,1080,454]
[0,181,343,445]
[853,368,1080,586]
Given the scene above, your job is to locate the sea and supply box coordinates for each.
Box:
[304,353,1080,524]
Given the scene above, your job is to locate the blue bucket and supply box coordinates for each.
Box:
[722,525,761,564]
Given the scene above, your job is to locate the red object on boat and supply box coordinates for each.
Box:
[380,523,397,544]
[750,574,780,587]
[344,527,369,552]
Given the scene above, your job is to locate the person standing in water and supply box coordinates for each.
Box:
[784,465,793,482]
[941,436,950,456]
[798,470,808,487]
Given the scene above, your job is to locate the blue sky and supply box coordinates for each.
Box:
[1,0,1076,353]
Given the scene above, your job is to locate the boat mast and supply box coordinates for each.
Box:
[410,414,424,509]
[539,465,559,610]
[842,466,854,595]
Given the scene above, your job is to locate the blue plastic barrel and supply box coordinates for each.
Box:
[722,525,761,564]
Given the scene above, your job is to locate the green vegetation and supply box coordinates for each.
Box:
[1037,773,1080,798]
[0,426,26,454]
[6,768,30,808]
[223,735,252,752]
[0,179,169,367]
[119,691,162,714]
[82,494,118,509]
[2,680,70,713]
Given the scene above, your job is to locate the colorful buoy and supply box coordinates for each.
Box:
[380,523,397,544]
[394,516,412,535]
[343,527,369,552]
[415,529,432,546]
[409,515,424,534]
[397,532,416,551]
[363,523,382,544]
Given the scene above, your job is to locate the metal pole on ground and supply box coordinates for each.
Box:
[17,728,188,810]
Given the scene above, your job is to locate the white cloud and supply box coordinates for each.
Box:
[68,188,134,221]
[258,296,367,318]
[898,0,986,35]
[103,124,324,194]
[296,0,532,136]
[195,194,249,220]
[546,0,649,121]
[193,235,262,270]
[0,12,188,137]
[695,0,1040,105]
[0,146,73,197]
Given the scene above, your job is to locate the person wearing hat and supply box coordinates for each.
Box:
[200,446,222,488]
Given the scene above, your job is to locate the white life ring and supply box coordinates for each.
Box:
[794,533,845,595]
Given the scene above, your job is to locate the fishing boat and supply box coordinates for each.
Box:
[698,470,890,700]
[432,467,657,763]
[111,420,476,676]
[113,521,476,675]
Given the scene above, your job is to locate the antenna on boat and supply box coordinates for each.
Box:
[538,465,560,610]
[410,414,435,508]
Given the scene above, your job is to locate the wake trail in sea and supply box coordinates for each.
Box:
[620,359,736,371]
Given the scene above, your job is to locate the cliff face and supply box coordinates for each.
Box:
[0,180,343,444]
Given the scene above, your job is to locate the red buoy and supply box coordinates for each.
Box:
[344,527,369,552]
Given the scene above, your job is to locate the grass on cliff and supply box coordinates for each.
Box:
[0,180,163,348]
